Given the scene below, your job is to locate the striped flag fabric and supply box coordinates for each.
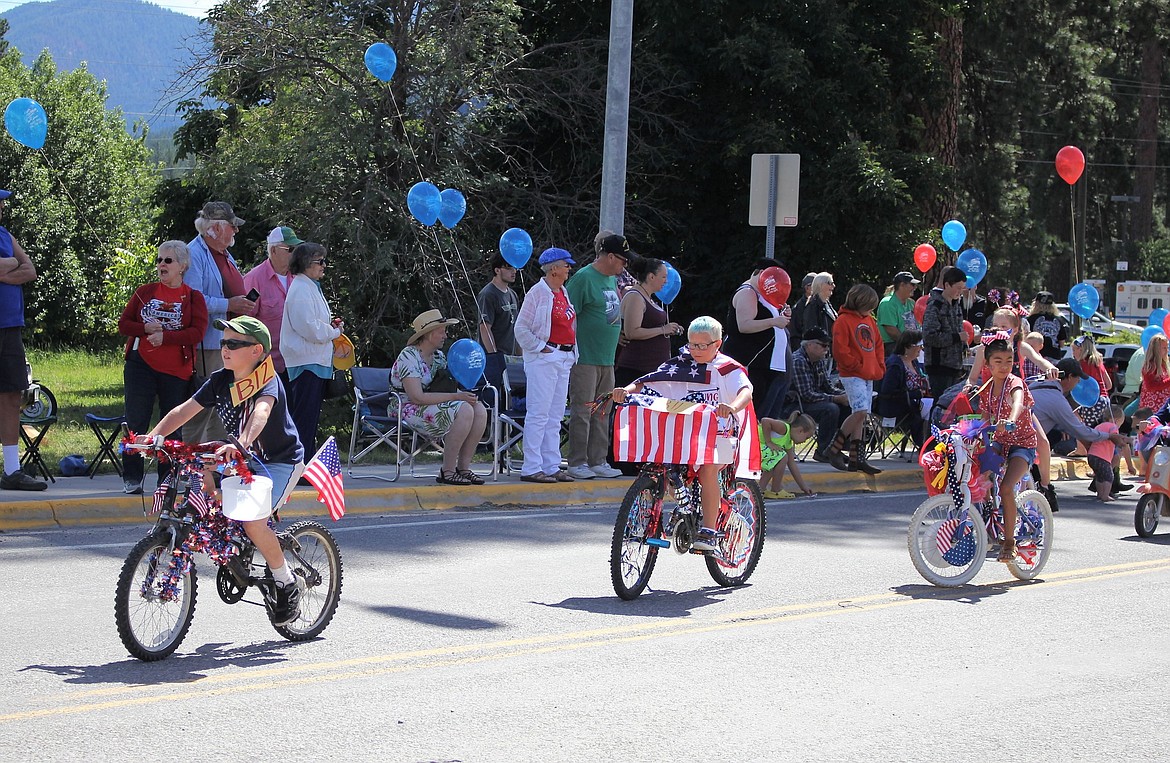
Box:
[304,436,345,521]
[613,394,720,466]
[151,476,173,515]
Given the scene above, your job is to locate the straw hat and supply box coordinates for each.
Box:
[407,309,459,345]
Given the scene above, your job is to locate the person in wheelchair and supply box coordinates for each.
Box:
[611,316,756,551]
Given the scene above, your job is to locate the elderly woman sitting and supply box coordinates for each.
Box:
[391,310,489,485]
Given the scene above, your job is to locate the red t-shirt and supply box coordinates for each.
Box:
[548,287,576,345]
[117,282,209,380]
[1080,359,1110,393]
[211,248,247,317]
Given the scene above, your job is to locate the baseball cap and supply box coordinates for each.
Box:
[801,272,816,288]
[1055,358,1086,379]
[266,225,303,247]
[598,234,632,259]
[893,271,921,285]
[199,201,245,227]
[802,326,832,345]
[538,247,576,267]
[1036,290,1056,305]
[214,316,271,352]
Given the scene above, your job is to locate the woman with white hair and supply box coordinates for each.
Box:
[514,247,579,483]
[802,272,838,339]
[117,240,208,494]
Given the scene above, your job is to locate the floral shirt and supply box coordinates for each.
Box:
[980,373,1037,447]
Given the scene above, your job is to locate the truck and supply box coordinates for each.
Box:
[1115,280,1170,327]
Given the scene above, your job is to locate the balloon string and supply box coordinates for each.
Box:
[426,227,473,333]
[35,148,113,254]
[385,84,426,183]
[1069,187,1079,284]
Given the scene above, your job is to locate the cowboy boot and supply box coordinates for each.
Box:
[849,438,882,475]
[814,429,851,472]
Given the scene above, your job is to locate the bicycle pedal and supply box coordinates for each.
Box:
[646,538,671,548]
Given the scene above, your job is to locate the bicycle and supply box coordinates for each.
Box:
[114,436,343,661]
[1135,435,1170,537]
[21,362,56,421]
[908,419,1053,587]
[607,399,766,600]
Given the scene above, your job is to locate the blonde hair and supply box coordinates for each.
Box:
[787,411,817,435]
[1145,334,1170,378]
[1075,334,1102,366]
[1024,331,1044,346]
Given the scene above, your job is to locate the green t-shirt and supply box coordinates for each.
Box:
[565,264,621,365]
[877,293,917,344]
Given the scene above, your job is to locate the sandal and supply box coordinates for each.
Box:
[997,539,1017,563]
[437,468,473,486]
[456,468,485,485]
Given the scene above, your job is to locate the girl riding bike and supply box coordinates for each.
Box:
[611,315,759,550]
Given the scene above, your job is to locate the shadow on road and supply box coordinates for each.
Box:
[360,604,504,630]
[891,578,1042,605]
[539,585,742,618]
[19,639,296,685]
[1118,533,1170,545]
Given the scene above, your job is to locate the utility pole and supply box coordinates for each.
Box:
[599,0,633,236]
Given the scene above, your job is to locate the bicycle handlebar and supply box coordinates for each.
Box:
[120,433,253,479]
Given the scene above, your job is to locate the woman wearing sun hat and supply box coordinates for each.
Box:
[513,247,579,483]
[391,309,489,485]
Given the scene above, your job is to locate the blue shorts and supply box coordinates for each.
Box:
[1006,445,1037,465]
[247,460,297,511]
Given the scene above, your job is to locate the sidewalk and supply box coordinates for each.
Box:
[0,456,930,531]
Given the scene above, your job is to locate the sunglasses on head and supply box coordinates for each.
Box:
[220,338,259,350]
[155,256,175,264]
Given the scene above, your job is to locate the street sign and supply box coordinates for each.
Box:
[1117,261,1129,271]
[748,154,800,227]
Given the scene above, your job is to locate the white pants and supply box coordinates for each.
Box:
[522,349,575,476]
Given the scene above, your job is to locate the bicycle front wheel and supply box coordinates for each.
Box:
[274,521,344,641]
[1136,493,1164,538]
[706,477,766,587]
[907,494,987,587]
[610,474,663,600]
[1007,489,1053,580]
[114,531,197,661]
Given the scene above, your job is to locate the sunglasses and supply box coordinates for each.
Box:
[687,340,720,351]
[310,258,328,266]
[155,257,175,264]
[220,338,259,350]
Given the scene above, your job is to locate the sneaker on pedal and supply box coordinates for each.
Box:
[692,527,722,552]
[268,580,302,626]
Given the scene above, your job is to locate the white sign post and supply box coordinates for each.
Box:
[748,153,800,260]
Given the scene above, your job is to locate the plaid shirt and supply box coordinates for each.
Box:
[791,347,843,405]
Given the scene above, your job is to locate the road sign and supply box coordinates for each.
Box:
[748,154,800,227]
[1117,261,1129,271]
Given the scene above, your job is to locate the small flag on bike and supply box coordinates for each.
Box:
[304,436,345,520]
[150,476,173,515]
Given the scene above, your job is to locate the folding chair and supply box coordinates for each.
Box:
[494,355,570,473]
[85,413,127,478]
[19,407,56,483]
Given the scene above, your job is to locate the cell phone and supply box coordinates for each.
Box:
[246,288,260,301]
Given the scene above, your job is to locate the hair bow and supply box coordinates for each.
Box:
[987,288,1001,304]
[981,329,1012,346]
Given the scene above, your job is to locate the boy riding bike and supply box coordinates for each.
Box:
[611,316,757,551]
[139,316,305,624]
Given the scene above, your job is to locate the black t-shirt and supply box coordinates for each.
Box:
[1029,312,1069,360]
[193,367,304,464]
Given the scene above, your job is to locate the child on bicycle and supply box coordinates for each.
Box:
[981,335,1037,562]
[611,316,756,551]
[758,412,817,499]
[141,317,305,625]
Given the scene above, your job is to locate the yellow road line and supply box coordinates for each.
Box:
[6,556,1170,722]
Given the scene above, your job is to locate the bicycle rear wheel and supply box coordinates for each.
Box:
[274,521,344,640]
[706,477,766,587]
[114,531,197,661]
[610,474,663,600]
[1007,489,1053,580]
[1136,493,1164,538]
[907,494,987,587]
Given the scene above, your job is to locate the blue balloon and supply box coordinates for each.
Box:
[438,189,466,229]
[364,43,398,82]
[499,228,533,268]
[941,220,967,252]
[1150,308,1169,331]
[659,263,682,305]
[1141,324,1164,351]
[406,181,441,226]
[955,248,988,286]
[447,338,486,390]
[1071,377,1101,408]
[1067,283,1101,320]
[4,97,47,150]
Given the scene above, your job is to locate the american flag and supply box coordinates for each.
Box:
[151,476,173,515]
[181,471,210,516]
[613,394,720,466]
[935,517,962,555]
[304,436,345,521]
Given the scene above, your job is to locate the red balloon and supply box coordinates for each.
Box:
[1055,145,1085,185]
[963,320,974,346]
[758,266,791,308]
[914,295,929,325]
[1162,312,1170,337]
[913,243,937,273]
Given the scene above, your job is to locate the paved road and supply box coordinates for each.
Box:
[2,483,1168,761]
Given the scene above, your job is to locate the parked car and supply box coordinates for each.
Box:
[1055,303,1143,337]
[1061,342,1140,395]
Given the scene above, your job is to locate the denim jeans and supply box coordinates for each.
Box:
[123,350,190,486]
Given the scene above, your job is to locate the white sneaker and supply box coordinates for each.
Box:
[566,465,596,480]
[590,464,623,478]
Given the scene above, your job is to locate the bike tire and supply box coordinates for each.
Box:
[610,474,662,600]
[114,530,197,661]
[1136,493,1164,538]
[706,477,767,587]
[22,383,57,421]
[274,521,344,641]
[907,494,988,587]
[1007,489,1053,581]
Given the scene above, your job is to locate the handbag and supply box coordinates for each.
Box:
[324,369,351,400]
[428,367,460,393]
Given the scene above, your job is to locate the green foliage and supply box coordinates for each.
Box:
[100,240,157,335]
[0,48,160,344]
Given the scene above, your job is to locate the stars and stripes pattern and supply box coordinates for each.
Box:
[613,394,721,466]
[182,470,210,516]
[151,477,173,515]
[304,436,345,521]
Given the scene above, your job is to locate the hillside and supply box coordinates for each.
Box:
[0,0,203,131]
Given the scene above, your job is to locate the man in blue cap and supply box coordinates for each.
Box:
[0,189,47,490]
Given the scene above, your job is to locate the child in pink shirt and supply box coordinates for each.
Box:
[1087,405,1125,502]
